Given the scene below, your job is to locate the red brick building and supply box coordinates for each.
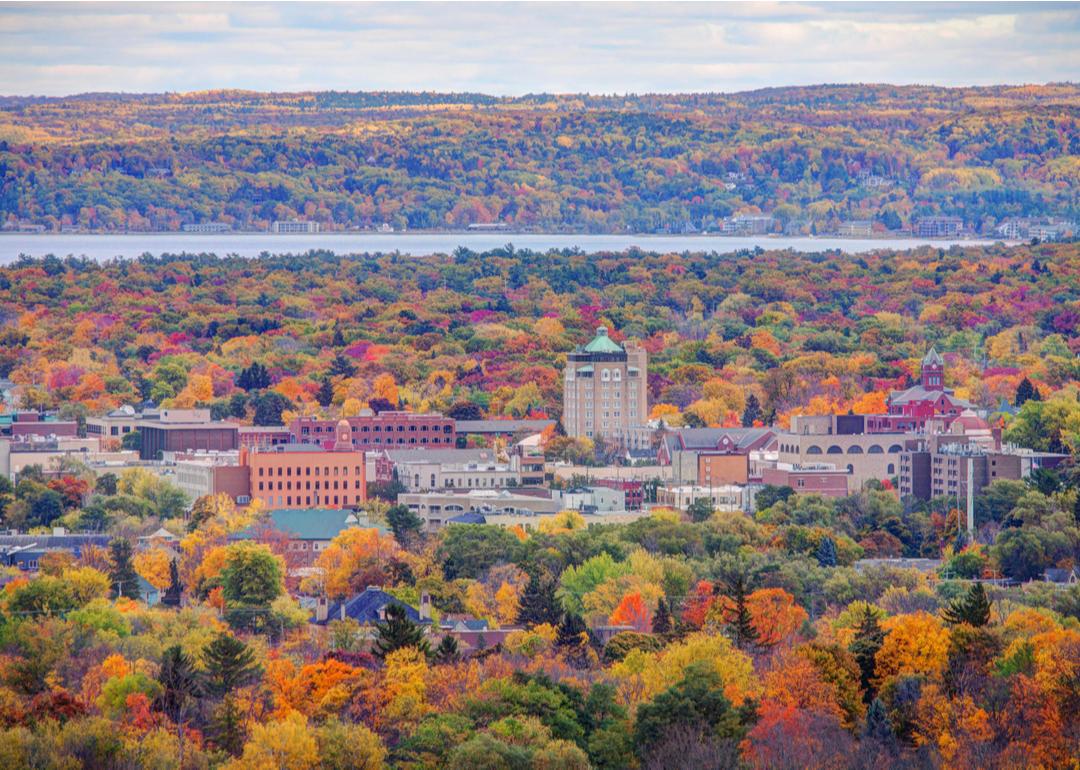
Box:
[243,420,366,510]
[289,411,455,450]
[760,464,850,497]
[864,348,972,433]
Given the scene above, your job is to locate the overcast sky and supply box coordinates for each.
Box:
[0,1,1077,96]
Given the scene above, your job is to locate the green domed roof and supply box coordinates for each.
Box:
[583,326,624,354]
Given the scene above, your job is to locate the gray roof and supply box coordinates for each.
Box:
[379,447,496,464]
[922,346,944,366]
[888,386,972,407]
[456,419,555,435]
[663,427,774,453]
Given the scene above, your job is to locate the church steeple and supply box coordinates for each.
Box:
[921,346,944,391]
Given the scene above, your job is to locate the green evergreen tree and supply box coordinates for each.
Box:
[816,536,838,567]
[863,697,897,753]
[652,598,672,635]
[386,504,425,546]
[202,632,261,698]
[516,571,561,627]
[316,377,335,408]
[720,574,760,651]
[741,393,763,427]
[328,352,357,378]
[373,603,430,658]
[1015,377,1036,407]
[156,644,201,762]
[161,558,183,608]
[212,697,246,756]
[108,537,141,600]
[686,497,715,523]
[849,605,885,701]
[941,582,992,627]
[433,634,460,664]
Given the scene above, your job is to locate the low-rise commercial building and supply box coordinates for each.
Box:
[760,463,850,497]
[291,410,455,450]
[655,484,745,512]
[243,423,366,510]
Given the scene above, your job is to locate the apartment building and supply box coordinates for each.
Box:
[562,327,647,440]
[290,410,455,450]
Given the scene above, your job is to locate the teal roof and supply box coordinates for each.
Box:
[235,508,387,541]
[582,327,624,354]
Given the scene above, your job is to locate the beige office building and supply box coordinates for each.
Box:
[563,327,648,440]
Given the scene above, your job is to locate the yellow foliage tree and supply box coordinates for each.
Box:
[874,611,950,688]
[225,711,319,770]
[133,547,172,591]
[382,646,429,728]
[372,374,398,405]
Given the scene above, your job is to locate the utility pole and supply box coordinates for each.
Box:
[966,459,975,539]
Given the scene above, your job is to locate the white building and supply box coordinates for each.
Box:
[655,484,745,512]
[271,220,320,234]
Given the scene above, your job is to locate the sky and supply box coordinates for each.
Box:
[0,1,1077,96]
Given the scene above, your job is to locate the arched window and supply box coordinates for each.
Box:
[601,369,611,381]
[807,445,822,455]
[887,463,896,475]
[847,446,863,454]
[827,445,843,454]
[847,464,854,473]
[613,369,622,381]
[888,444,903,453]
[868,445,884,454]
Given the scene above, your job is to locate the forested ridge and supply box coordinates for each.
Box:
[1,84,1077,232]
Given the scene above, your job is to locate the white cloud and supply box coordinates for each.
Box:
[0,1,1075,95]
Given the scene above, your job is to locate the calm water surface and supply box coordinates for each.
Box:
[0,232,1006,262]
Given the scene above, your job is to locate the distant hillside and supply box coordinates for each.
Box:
[1,84,1077,233]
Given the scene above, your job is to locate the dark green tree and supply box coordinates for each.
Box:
[516,571,561,627]
[687,497,715,523]
[121,429,142,451]
[941,582,991,627]
[373,603,430,658]
[755,484,793,513]
[446,401,483,421]
[161,558,183,608]
[202,632,261,698]
[862,697,897,754]
[108,537,141,600]
[741,393,763,427]
[94,472,118,496]
[652,598,672,635]
[251,391,292,426]
[849,605,885,701]
[1014,377,1036,407]
[633,662,749,760]
[316,377,335,408]
[386,504,424,546]
[328,353,356,379]
[156,645,201,762]
[236,362,270,391]
[719,574,760,651]
[433,634,460,664]
[816,536,838,567]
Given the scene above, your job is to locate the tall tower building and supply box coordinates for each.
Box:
[563,327,648,439]
[921,346,945,391]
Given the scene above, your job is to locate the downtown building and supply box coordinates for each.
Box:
[562,327,647,440]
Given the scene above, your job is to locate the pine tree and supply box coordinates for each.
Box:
[108,537,141,600]
[1073,490,1080,527]
[849,605,885,701]
[373,603,430,658]
[863,697,897,753]
[556,612,589,649]
[652,598,672,635]
[1015,377,1036,407]
[556,612,592,668]
[720,574,760,651]
[328,352,356,378]
[332,327,346,347]
[816,536,838,567]
[162,558,183,608]
[741,394,763,427]
[516,571,561,627]
[212,697,245,756]
[433,634,460,664]
[941,582,991,627]
[316,377,335,408]
[236,362,270,391]
[156,645,201,765]
[202,632,261,698]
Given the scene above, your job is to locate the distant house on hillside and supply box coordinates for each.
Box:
[312,587,431,626]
